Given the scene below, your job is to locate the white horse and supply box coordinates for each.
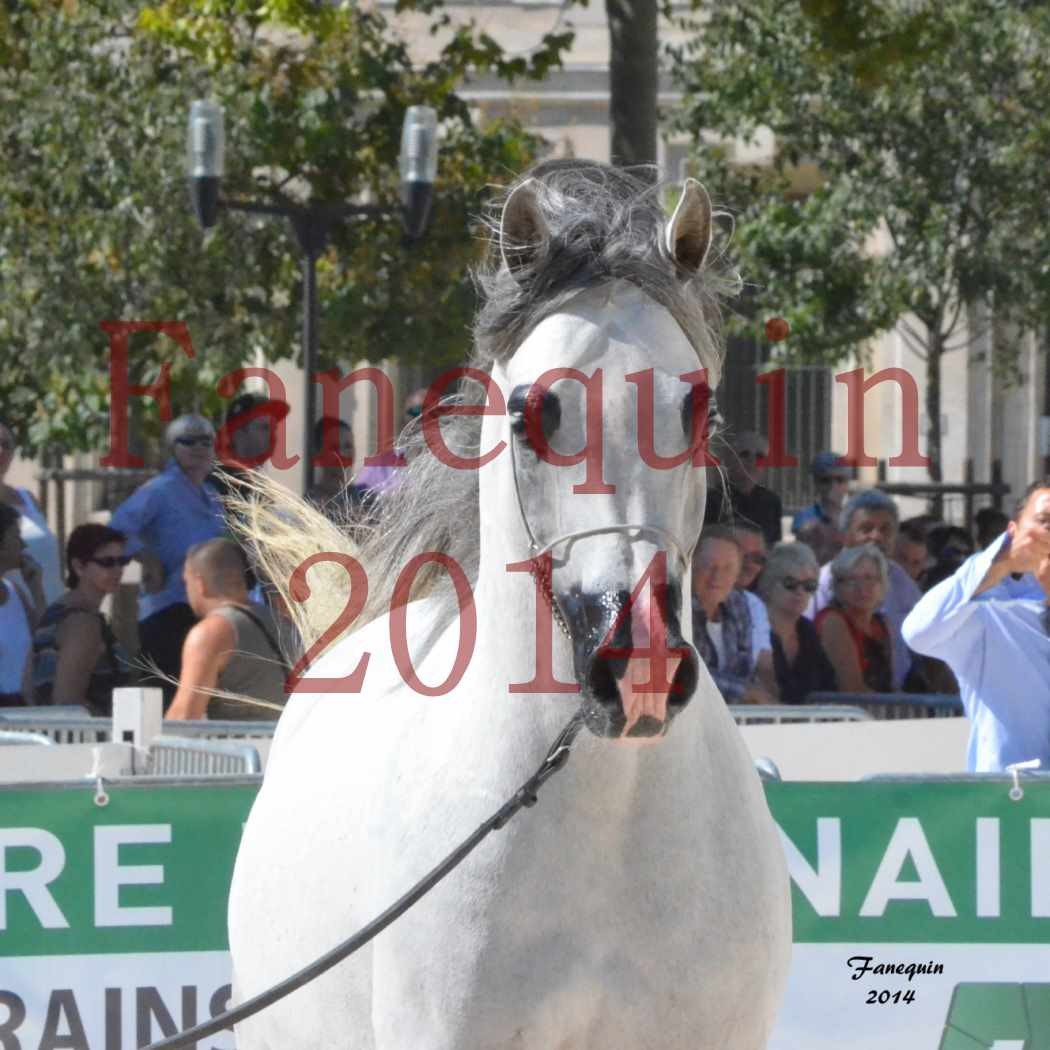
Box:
[228,161,791,1050]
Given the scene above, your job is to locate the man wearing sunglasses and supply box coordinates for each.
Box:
[904,479,1050,772]
[109,414,228,700]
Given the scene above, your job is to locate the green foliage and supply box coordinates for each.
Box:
[0,0,571,455]
[669,0,1050,366]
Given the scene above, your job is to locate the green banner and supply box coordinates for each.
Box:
[3,778,1050,1050]
[0,784,256,957]
[768,782,1050,944]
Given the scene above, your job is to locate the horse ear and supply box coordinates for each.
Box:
[500,179,549,279]
[665,179,713,275]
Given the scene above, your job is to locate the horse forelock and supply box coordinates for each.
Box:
[473,161,727,385]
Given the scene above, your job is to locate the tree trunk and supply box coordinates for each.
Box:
[606,0,658,167]
[925,329,944,519]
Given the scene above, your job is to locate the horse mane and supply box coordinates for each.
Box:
[232,161,730,657]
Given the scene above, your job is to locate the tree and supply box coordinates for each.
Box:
[607,0,659,165]
[668,0,1050,488]
[0,0,572,457]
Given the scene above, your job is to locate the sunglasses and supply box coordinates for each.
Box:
[781,577,818,594]
[89,555,133,568]
[175,436,214,448]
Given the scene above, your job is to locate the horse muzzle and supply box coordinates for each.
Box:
[556,586,699,740]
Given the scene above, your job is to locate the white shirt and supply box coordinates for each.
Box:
[903,533,1050,772]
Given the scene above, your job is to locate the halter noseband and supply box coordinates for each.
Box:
[508,432,699,617]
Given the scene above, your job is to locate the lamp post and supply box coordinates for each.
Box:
[186,100,439,497]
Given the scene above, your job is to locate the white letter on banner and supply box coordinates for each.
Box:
[777,819,840,917]
[0,828,69,929]
[860,817,956,917]
[1031,819,1050,918]
[95,825,173,927]
[976,818,1000,918]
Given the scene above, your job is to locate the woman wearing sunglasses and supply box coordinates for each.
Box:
[757,542,837,704]
[32,524,130,714]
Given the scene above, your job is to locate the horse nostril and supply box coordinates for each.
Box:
[587,651,621,707]
[626,714,665,738]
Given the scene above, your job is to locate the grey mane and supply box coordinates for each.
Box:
[344,161,727,626]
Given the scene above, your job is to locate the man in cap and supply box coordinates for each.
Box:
[109,414,228,700]
[703,430,783,547]
[792,451,851,565]
[214,392,291,484]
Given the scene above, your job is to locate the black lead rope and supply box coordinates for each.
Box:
[144,712,586,1050]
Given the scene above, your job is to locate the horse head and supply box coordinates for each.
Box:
[475,163,724,741]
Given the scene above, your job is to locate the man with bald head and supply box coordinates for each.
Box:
[904,479,1050,772]
[165,538,285,721]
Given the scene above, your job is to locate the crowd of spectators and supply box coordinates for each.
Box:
[0,392,382,719]
[693,432,1028,714]
[0,400,1042,760]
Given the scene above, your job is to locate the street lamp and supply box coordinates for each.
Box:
[186,100,439,496]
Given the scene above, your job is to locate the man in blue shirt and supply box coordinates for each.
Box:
[110,414,228,700]
[902,479,1050,772]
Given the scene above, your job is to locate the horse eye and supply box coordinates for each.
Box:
[508,384,561,444]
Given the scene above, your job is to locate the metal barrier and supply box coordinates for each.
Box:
[804,692,963,720]
[0,730,54,746]
[0,709,111,744]
[148,737,262,776]
[730,704,873,725]
[0,708,277,745]
[162,718,277,740]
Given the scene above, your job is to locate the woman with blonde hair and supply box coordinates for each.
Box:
[758,542,837,704]
[815,543,893,693]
